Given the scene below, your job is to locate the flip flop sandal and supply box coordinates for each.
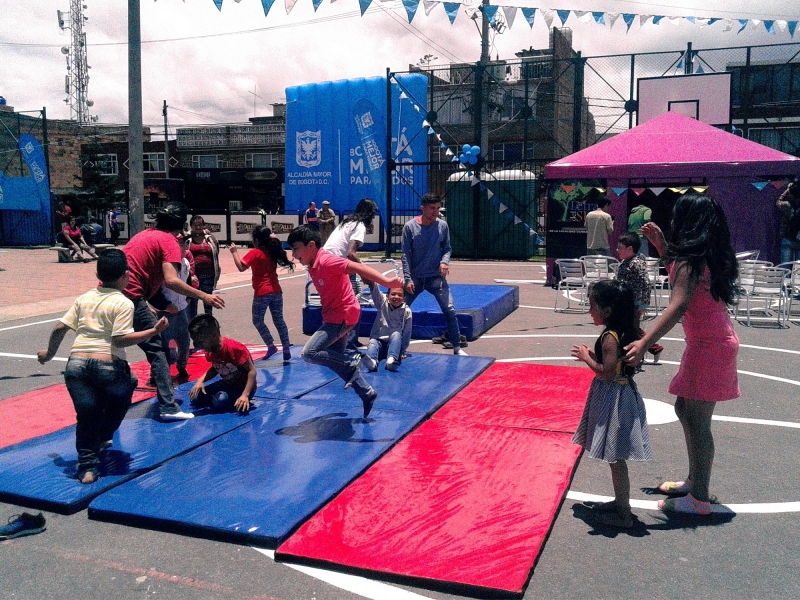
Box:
[658,480,691,495]
[658,494,711,515]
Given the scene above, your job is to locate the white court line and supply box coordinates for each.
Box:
[0,318,62,333]
[0,352,66,362]
[252,548,434,600]
[217,271,307,292]
[566,491,800,514]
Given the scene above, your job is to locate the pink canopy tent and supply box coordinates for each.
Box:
[544,111,800,265]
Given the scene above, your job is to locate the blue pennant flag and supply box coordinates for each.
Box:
[789,21,798,38]
[213,0,223,10]
[402,0,418,23]
[440,141,448,149]
[623,13,635,31]
[428,127,435,135]
[312,0,323,11]
[521,7,536,27]
[751,181,770,191]
[652,15,664,25]
[677,54,684,69]
[260,0,275,15]
[479,182,487,191]
[696,64,704,74]
[451,156,460,162]
[764,20,775,34]
[611,187,628,196]
[685,16,696,24]
[483,5,499,25]
[359,0,372,16]
[737,19,748,33]
[556,9,570,25]
[592,12,604,25]
[443,2,459,24]
[707,18,719,26]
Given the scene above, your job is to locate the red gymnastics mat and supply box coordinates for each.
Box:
[276,363,593,597]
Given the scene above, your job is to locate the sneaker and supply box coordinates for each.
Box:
[0,512,46,540]
[442,336,468,349]
[175,368,190,384]
[145,377,156,388]
[344,355,363,390]
[262,345,279,361]
[385,357,399,372]
[361,388,378,419]
[431,334,448,345]
[361,354,378,372]
[455,348,469,356]
[160,411,195,421]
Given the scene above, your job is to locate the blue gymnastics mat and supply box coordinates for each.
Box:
[301,353,493,414]
[303,284,519,340]
[88,398,425,547]
[0,399,255,514]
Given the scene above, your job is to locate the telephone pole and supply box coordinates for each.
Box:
[128,0,144,236]
[163,100,170,178]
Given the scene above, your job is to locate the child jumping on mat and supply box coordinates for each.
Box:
[188,315,257,414]
[38,249,169,484]
[571,279,652,528]
[361,276,412,372]
[287,225,405,418]
[230,226,294,364]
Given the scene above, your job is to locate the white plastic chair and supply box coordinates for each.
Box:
[644,257,669,315]
[776,261,800,322]
[734,266,789,327]
[580,255,618,284]
[554,259,589,313]
[735,250,760,262]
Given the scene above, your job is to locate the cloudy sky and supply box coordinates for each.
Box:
[0,0,797,133]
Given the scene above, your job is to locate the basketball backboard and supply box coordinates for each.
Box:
[637,72,731,126]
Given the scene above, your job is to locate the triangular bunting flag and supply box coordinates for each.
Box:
[523,223,531,231]
[577,185,593,195]
[770,180,786,189]
[611,187,628,196]
[789,21,798,38]
[653,15,664,25]
[483,5,499,25]
[691,186,708,193]
[685,16,696,24]
[630,187,646,196]
[503,6,517,29]
[284,0,299,14]
[358,0,372,16]
[737,19,748,33]
[669,16,681,26]
[414,104,421,112]
[440,141,448,149]
[312,0,323,11]
[541,9,554,29]
[776,20,787,33]
[639,15,651,27]
[471,175,480,187]
[669,187,689,194]
[498,203,507,213]
[402,0,418,23]
[595,187,606,193]
[751,181,770,190]
[623,13,636,31]
[708,18,720,26]
[423,1,437,16]
[561,184,576,193]
[521,7,536,27]
[696,64,704,74]
[764,20,776,34]
[723,19,733,32]
[649,187,667,196]
[428,127,435,135]
[487,189,494,200]
[213,0,223,9]
[445,148,454,156]
[514,216,522,225]
[398,92,408,101]
[575,11,592,24]
[260,0,275,16]
[606,13,621,29]
[749,20,762,31]
[479,182,487,191]
[443,2,460,24]
[556,9,571,26]
[592,12,605,25]
[421,119,430,127]
[451,156,460,162]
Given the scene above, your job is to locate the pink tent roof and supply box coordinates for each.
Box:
[545,111,800,180]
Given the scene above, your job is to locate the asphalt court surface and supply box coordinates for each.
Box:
[1,253,798,600]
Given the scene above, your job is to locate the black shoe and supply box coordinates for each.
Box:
[0,512,46,540]
[361,388,378,418]
[344,355,363,390]
[431,334,448,345]
[442,336,468,349]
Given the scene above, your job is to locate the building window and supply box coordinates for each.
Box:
[748,127,800,156]
[191,155,226,168]
[143,152,166,173]
[95,154,118,176]
[245,153,279,168]
[492,142,535,163]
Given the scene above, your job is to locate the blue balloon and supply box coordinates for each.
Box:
[462,144,471,153]
[470,145,481,156]
[467,154,478,165]
[459,153,468,163]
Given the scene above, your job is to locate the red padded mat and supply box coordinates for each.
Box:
[277,418,582,595]
[432,362,594,432]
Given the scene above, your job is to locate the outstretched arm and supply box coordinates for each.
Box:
[37,322,71,363]
[229,243,249,272]
[347,261,403,290]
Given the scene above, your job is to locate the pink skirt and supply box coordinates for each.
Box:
[668,336,740,401]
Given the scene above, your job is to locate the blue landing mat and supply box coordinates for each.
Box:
[303,284,519,340]
[301,353,493,414]
[88,398,424,547]
[0,400,255,514]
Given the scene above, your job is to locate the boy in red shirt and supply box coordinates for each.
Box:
[187,315,257,413]
[288,225,404,418]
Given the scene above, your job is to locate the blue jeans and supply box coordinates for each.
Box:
[161,309,190,370]
[405,275,461,350]
[190,378,252,412]
[781,238,800,264]
[366,331,404,363]
[187,275,215,322]
[252,293,290,353]
[301,321,373,400]
[132,297,180,415]
[64,356,137,473]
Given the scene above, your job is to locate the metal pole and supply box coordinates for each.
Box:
[128,0,144,235]
[572,51,584,152]
[42,107,57,244]
[385,68,393,258]
[470,0,490,259]
[163,100,170,178]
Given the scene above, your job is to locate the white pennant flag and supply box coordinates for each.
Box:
[421,120,430,127]
[284,0,299,14]
[503,6,517,29]
[471,175,480,187]
[423,0,437,16]
[649,187,667,196]
[514,216,522,225]
[669,16,681,26]
[606,12,620,29]
[486,189,494,199]
[498,203,507,213]
[575,10,592,23]
[540,9,555,29]
[723,18,733,32]
[749,19,762,30]
[445,148,454,156]
[639,14,651,27]
[776,20,788,33]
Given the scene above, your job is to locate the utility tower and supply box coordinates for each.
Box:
[57,1,97,124]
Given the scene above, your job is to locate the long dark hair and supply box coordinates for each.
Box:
[589,280,639,349]
[252,226,294,271]
[340,197,377,228]
[664,193,738,305]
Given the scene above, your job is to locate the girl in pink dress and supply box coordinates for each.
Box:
[624,194,739,515]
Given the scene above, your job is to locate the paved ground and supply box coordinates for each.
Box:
[1,246,799,599]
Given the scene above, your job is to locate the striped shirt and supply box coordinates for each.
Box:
[60,287,135,360]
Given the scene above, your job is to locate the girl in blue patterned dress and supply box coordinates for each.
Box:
[572,279,652,528]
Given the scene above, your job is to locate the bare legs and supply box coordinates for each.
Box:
[673,396,717,502]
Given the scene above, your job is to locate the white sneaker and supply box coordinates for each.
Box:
[160,411,195,421]
[361,354,378,372]
[455,349,469,356]
[385,357,399,372]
